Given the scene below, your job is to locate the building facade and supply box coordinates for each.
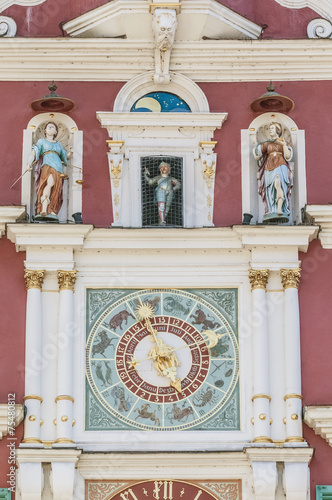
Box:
[0,0,332,499]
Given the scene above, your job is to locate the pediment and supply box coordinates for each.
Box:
[63,0,262,40]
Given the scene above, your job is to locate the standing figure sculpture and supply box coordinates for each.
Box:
[253,122,293,223]
[144,162,181,225]
[28,122,67,221]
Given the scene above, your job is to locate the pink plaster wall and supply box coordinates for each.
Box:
[2,0,318,39]
[0,238,25,490]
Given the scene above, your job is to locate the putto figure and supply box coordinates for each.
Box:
[144,162,181,225]
[253,122,293,223]
[28,122,67,221]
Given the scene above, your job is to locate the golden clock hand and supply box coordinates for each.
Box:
[128,330,226,371]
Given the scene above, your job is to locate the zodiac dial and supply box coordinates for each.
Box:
[86,289,239,431]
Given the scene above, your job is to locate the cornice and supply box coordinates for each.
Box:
[306,205,332,248]
[7,224,93,251]
[1,39,332,82]
[304,405,332,447]
[0,404,24,439]
[16,448,82,463]
[233,225,318,253]
[245,447,314,463]
[97,112,227,129]
[85,227,241,250]
[0,206,26,237]
[78,452,249,479]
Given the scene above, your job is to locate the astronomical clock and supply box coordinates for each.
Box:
[85,288,240,432]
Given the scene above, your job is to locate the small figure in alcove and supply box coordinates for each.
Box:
[253,122,293,223]
[144,162,181,225]
[27,122,68,221]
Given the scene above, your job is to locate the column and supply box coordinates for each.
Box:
[280,269,304,442]
[249,269,272,443]
[54,270,77,445]
[23,270,45,444]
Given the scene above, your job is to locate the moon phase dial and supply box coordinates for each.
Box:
[86,288,239,431]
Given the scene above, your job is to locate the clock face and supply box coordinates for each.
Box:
[85,289,239,431]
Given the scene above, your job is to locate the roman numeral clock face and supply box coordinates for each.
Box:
[85,289,240,431]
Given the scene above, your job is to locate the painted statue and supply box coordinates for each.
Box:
[253,122,293,223]
[144,162,181,225]
[28,122,67,221]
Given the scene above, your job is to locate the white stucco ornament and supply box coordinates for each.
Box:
[152,8,178,84]
[0,15,16,36]
[0,0,46,13]
[307,17,332,37]
[274,0,332,22]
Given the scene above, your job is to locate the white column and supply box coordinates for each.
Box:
[281,269,304,443]
[54,270,77,445]
[23,270,45,444]
[249,269,272,443]
[268,289,286,443]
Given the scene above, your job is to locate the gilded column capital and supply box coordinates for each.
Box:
[249,269,269,291]
[57,270,77,292]
[24,270,45,291]
[58,271,77,292]
[280,268,301,290]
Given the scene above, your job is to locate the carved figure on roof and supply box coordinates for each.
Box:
[152,8,178,84]
[144,162,181,225]
[27,122,68,221]
[253,122,293,223]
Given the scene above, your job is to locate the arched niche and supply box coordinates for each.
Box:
[113,72,210,113]
[98,73,227,228]
[241,113,306,225]
[22,113,83,224]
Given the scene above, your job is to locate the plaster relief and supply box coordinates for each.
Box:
[152,9,178,84]
[0,0,46,13]
[274,0,332,22]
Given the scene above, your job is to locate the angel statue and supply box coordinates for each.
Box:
[27,121,68,221]
[253,122,293,223]
[144,162,181,225]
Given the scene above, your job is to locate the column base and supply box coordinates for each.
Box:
[253,436,273,443]
[54,438,75,444]
[285,436,305,443]
[22,438,43,444]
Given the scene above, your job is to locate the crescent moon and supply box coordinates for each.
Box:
[134,97,162,112]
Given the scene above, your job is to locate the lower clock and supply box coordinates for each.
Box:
[85,288,239,431]
[87,480,241,500]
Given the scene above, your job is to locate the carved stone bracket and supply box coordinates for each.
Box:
[199,141,218,225]
[152,7,178,84]
[107,140,125,226]
[0,16,17,37]
[307,18,332,38]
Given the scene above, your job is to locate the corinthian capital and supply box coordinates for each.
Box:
[280,269,301,290]
[57,270,77,292]
[249,269,269,291]
[24,270,45,291]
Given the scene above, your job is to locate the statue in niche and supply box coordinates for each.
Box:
[253,122,293,223]
[152,9,178,84]
[27,122,69,221]
[144,162,181,225]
